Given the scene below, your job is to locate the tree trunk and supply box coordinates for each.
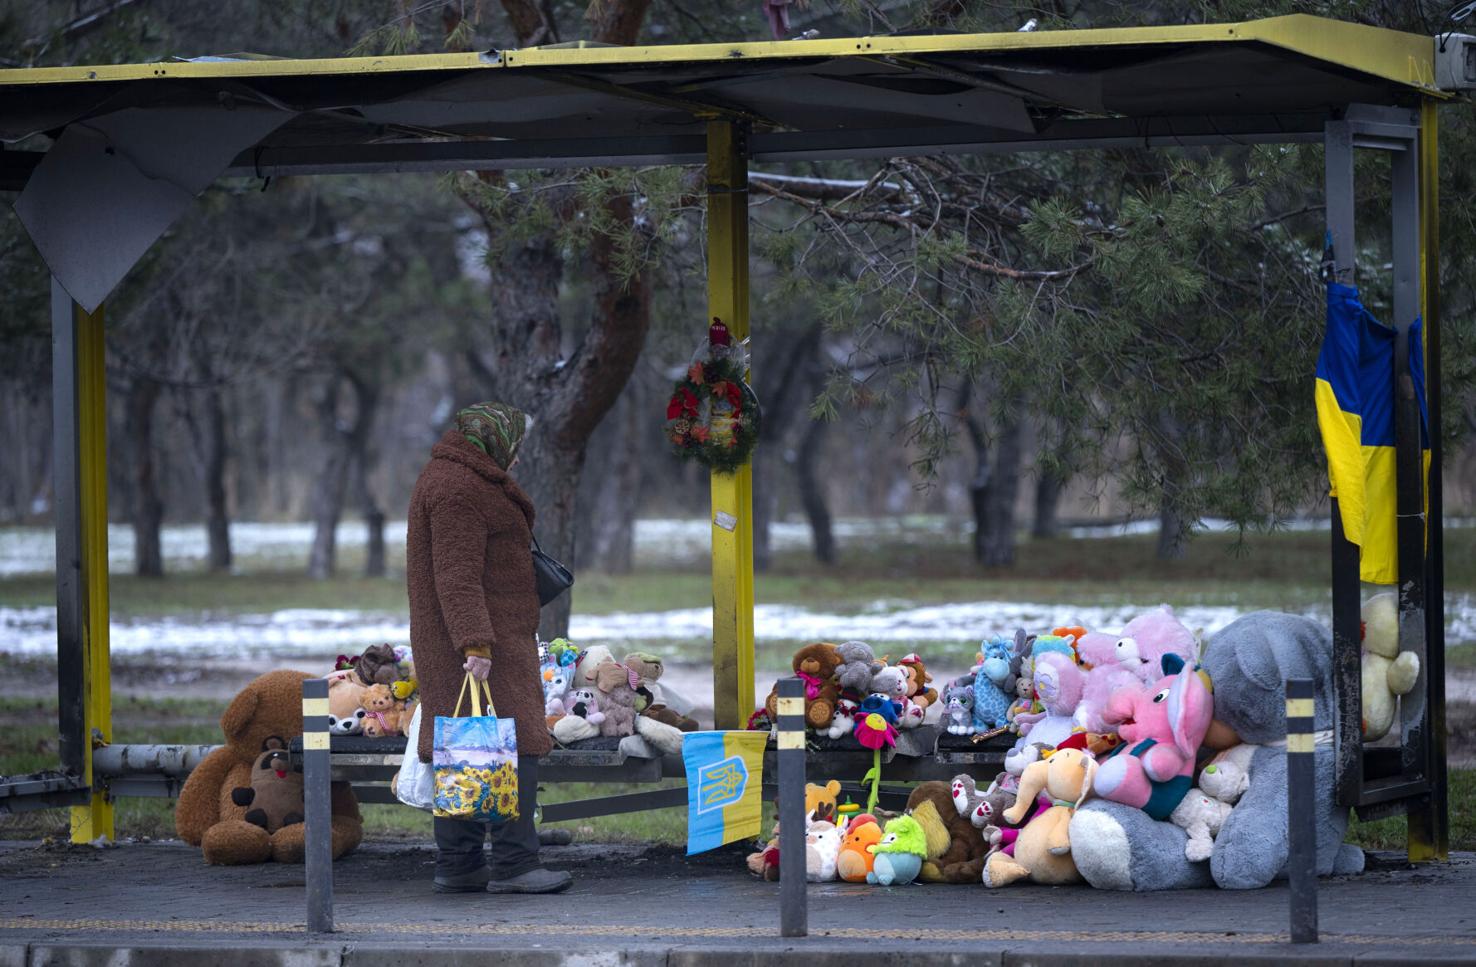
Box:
[452,0,657,635]
[575,379,642,574]
[1157,501,1188,560]
[961,383,1023,567]
[1032,468,1064,540]
[959,383,991,564]
[793,416,835,565]
[126,377,164,578]
[307,377,349,580]
[343,374,385,578]
[1155,411,1190,561]
[752,324,821,571]
[979,416,1024,567]
[201,385,233,572]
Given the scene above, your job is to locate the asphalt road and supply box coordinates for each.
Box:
[2,840,1475,965]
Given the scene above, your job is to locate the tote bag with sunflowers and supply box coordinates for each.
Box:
[432,675,519,821]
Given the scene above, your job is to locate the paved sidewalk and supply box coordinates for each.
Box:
[2,840,1475,965]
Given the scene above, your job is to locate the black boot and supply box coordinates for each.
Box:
[432,816,491,893]
[486,755,572,894]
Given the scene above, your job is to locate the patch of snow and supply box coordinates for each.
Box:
[3,594,1472,657]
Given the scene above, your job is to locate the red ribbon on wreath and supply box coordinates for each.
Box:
[666,386,700,420]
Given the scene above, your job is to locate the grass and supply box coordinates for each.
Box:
[4,526,1472,620]
[1347,768,1476,853]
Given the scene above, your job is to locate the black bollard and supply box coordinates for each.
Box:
[776,677,808,938]
[302,678,335,934]
[1286,677,1318,943]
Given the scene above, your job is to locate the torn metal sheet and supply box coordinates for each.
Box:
[14,104,291,312]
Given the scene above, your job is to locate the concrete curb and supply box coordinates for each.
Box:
[7,942,1476,967]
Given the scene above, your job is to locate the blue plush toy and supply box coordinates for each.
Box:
[972,635,1017,730]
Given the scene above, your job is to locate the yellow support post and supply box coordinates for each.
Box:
[1408,96,1448,863]
[71,300,113,844]
[706,119,755,730]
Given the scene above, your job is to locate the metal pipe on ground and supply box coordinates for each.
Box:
[775,677,807,938]
[1286,678,1319,944]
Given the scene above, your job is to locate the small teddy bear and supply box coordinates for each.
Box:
[826,696,861,740]
[361,683,409,737]
[1169,787,1235,862]
[1198,743,1257,805]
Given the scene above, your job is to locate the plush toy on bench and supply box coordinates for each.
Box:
[177,670,362,865]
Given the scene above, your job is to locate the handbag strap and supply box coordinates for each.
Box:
[454,673,496,718]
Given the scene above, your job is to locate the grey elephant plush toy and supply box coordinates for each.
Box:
[1070,611,1365,890]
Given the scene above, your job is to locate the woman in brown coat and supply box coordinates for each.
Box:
[406,401,570,895]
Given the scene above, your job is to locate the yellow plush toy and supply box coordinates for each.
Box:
[983,747,1096,887]
[1361,592,1420,740]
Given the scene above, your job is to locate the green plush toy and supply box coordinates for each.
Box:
[866,814,927,885]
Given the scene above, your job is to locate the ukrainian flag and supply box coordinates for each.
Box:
[683,730,767,855]
[1314,283,1428,585]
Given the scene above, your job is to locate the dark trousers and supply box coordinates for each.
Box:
[433,754,541,879]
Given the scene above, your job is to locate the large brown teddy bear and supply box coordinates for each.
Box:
[906,781,988,883]
[764,643,843,730]
[177,670,363,865]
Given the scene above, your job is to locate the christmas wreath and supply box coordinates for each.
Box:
[665,320,760,474]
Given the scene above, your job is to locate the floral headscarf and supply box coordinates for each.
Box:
[455,402,529,471]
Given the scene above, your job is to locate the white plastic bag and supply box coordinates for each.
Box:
[393,703,434,810]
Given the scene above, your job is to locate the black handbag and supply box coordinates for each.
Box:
[531,535,574,606]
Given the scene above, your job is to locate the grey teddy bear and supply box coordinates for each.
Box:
[1070,611,1365,890]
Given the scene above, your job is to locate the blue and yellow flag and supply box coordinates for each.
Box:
[683,730,767,855]
[1314,283,1428,585]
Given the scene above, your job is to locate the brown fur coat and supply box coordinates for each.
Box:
[407,430,550,761]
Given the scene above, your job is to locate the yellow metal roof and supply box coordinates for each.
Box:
[0,14,1441,316]
[0,14,1436,93]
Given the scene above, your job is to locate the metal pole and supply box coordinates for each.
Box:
[1323,119,1363,809]
[76,294,113,843]
[51,279,85,785]
[1410,97,1449,861]
[1391,128,1432,868]
[775,677,807,938]
[706,118,756,730]
[302,678,334,933]
[1286,678,1319,944]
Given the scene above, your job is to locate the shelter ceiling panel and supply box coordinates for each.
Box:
[352,72,703,137]
[1095,47,1418,116]
[681,72,1032,132]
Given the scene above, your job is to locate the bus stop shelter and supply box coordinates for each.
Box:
[0,13,1452,861]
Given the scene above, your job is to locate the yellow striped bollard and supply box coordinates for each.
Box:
[775,677,807,937]
[1286,677,1317,943]
[302,677,334,934]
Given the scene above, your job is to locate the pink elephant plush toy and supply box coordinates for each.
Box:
[1092,654,1214,821]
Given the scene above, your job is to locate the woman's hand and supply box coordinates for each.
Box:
[464,655,492,682]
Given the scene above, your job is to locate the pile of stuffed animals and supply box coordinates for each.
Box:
[747,596,1411,891]
[542,638,698,755]
[752,642,938,745]
[326,644,419,738]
